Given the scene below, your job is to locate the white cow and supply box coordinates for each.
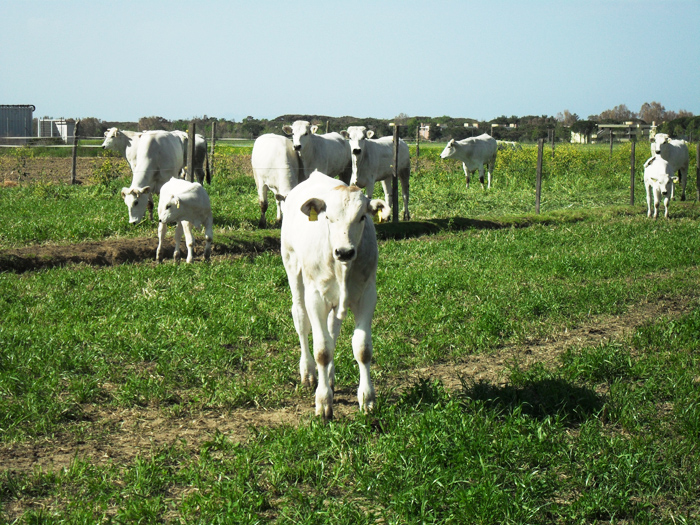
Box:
[251,134,304,228]
[340,126,411,221]
[650,133,689,201]
[172,131,211,184]
[156,178,213,263]
[440,133,498,189]
[103,128,184,223]
[281,171,389,419]
[282,120,352,183]
[644,156,676,219]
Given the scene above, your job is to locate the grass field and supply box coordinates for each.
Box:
[1,143,700,523]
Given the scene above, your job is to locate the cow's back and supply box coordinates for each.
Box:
[133,132,184,190]
[252,134,302,194]
[458,134,497,167]
[305,133,351,178]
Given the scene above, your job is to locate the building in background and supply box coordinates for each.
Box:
[38,118,76,143]
[0,104,35,144]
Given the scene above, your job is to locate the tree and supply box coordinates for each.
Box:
[597,104,636,123]
[555,110,579,127]
[138,116,171,131]
[639,101,666,124]
[241,116,264,138]
[77,117,106,137]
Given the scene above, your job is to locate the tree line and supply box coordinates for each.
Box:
[58,101,697,144]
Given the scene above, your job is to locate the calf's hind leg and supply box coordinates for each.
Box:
[350,282,377,413]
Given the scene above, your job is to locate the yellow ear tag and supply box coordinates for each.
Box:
[309,208,318,222]
[373,213,381,224]
[176,201,180,209]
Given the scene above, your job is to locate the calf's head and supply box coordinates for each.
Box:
[101,127,120,150]
[440,139,457,159]
[300,185,388,263]
[120,186,151,224]
[157,192,184,225]
[283,120,317,152]
[651,133,670,155]
[341,126,374,185]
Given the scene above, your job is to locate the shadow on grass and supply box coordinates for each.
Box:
[460,376,604,426]
[0,206,636,273]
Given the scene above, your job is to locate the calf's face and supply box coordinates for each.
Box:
[440,139,457,159]
[283,120,318,152]
[651,134,670,156]
[121,186,150,224]
[342,127,375,185]
[101,128,119,150]
[301,186,387,262]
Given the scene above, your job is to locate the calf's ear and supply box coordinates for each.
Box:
[368,199,390,221]
[366,130,375,139]
[120,187,129,198]
[310,125,319,134]
[340,130,349,138]
[282,125,292,135]
[301,198,326,220]
[141,186,151,194]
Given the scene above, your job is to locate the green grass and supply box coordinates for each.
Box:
[2,145,700,522]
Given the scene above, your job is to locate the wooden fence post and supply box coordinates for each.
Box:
[392,125,400,223]
[70,120,80,185]
[210,121,216,180]
[550,129,555,159]
[536,139,543,214]
[187,122,196,182]
[630,140,636,206]
[415,125,420,158]
[609,130,614,157]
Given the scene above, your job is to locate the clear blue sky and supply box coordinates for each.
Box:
[2,0,698,123]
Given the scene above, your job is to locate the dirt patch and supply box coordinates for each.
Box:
[0,236,282,273]
[0,296,692,476]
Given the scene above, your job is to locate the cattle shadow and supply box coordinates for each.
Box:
[374,214,587,242]
[459,376,604,426]
[394,375,603,427]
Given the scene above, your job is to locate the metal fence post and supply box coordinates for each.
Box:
[71,120,80,185]
[630,140,636,206]
[392,125,400,222]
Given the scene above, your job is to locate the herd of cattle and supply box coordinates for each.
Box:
[100,121,691,418]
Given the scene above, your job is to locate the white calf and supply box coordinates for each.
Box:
[281,171,389,419]
[644,156,675,219]
[156,178,213,263]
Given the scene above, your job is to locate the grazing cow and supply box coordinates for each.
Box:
[251,134,304,228]
[282,120,352,183]
[650,133,689,201]
[172,131,211,184]
[440,133,498,189]
[340,126,411,220]
[156,178,213,263]
[103,128,184,223]
[281,171,389,419]
[644,156,676,219]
